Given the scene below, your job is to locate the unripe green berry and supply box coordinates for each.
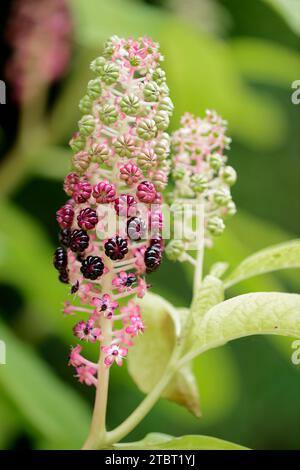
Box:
[225,200,237,217]
[101,63,119,85]
[190,174,209,193]
[166,240,185,261]
[208,153,223,171]
[113,135,136,158]
[159,83,170,97]
[129,55,141,67]
[99,104,118,125]
[154,110,169,131]
[137,119,157,140]
[144,81,160,102]
[158,97,174,116]
[214,188,232,206]
[153,68,166,85]
[89,143,111,164]
[79,95,92,114]
[69,133,86,153]
[221,166,237,186]
[172,167,186,180]
[208,216,225,236]
[78,115,95,137]
[137,148,157,169]
[155,138,170,160]
[90,56,106,75]
[87,79,102,99]
[120,94,140,116]
[72,151,90,173]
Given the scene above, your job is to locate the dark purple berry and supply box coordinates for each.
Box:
[53,247,67,271]
[144,244,162,273]
[80,256,104,280]
[104,236,128,260]
[150,237,164,249]
[70,229,89,252]
[59,269,69,284]
[77,207,98,230]
[59,228,71,247]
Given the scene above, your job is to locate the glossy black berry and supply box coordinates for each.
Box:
[59,228,71,247]
[71,280,79,294]
[150,237,164,249]
[104,236,128,260]
[80,256,104,280]
[144,244,162,273]
[70,229,89,253]
[126,274,136,287]
[59,269,69,284]
[53,247,67,271]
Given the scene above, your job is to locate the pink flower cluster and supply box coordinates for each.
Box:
[5,0,72,102]
[54,36,173,386]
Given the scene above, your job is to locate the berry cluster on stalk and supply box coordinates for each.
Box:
[166,110,236,262]
[53,36,173,386]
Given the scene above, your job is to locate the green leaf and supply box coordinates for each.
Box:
[264,0,300,36]
[230,38,300,86]
[192,275,224,329]
[195,293,300,351]
[115,433,248,450]
[128,293,201,417]
[224,240,300,288]
[0,320,90,449]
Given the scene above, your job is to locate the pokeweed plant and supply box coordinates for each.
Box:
[53,36,300,450]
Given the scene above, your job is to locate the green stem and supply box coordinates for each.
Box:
[193,199,205,294]
[82,318,112,450]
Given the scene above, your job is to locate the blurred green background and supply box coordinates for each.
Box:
[0,0,299,450]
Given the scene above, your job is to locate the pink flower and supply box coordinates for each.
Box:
[73,319,102,342]
[112,271,136,293]
[75,366,97,386]
[102,343,128,367]
[69,345,83,367]
[125,315,145,336]
[92,294,118,319]
[63,301,76,316]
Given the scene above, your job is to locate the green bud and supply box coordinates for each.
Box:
[221,166,237,186]
[101,63,119,85]
[214,188,232,206]
[144,82,160,102]
[208,216,225,236]
[155,138,170,160]
[87,79,102,100]
[152,67,166,85]
[78,115,95,137]
[154,110,169,131]
[137,119,157,140]
[103,38,114,58]
[99,104,118,125]
[208,153,223,171]
[129,55,141,67]
[166,240,185,261]
[90,56,106,75]
[120,94,140,116]
[225,200,237,217]
[159,83,170,97]
[79,95,92,114]
[190,174,209,193]
[158,97,174,116]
